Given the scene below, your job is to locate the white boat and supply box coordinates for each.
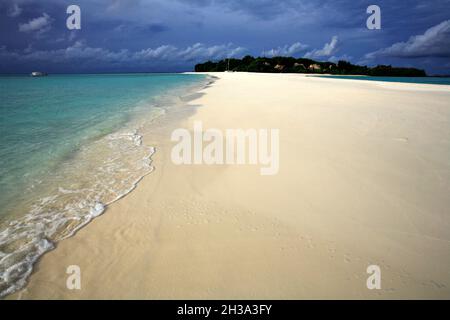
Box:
[30,72,48,77]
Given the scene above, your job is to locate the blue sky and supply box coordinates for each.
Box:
[1,0,449,74]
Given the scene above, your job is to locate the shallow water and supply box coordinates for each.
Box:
[316,75,450,85]
[0,73,207,297]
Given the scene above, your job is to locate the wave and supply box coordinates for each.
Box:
[0,75,211,298]
[0,128,156,297]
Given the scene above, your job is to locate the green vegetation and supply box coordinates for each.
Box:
[195,56,427,77]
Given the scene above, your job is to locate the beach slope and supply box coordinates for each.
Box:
[11,73,450,299]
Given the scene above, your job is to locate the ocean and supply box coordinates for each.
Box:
[316,75,450,85]
[0,73,208,297]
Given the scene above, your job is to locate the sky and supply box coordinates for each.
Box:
[0,0,449,74]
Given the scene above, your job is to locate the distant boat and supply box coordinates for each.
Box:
[30,72,48,77]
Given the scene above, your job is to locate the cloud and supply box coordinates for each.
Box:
[62,41,130,62]
[107,0,141,12]
[175,0,353,21]
[177,43,247,61]
[7,3,22,17]
[0,41,247,67]
[264,42,309,57]
[134,43,246,62]
[304,36,339,59]
[365,20,450,59]
[2,0,449,74]
[328,54,353,63]
[114,22,169,34]
[134,45,178,60]
[176,0,294,19]
[18,13,52,34]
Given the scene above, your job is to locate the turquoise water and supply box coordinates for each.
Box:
[0,73,207,296]
[317,75,450,85]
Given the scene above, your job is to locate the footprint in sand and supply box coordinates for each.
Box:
[422,280,446,289]
[393,137,409,143]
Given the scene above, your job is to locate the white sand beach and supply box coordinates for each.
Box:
[10,72,450,299]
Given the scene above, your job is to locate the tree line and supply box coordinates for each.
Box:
[195,56,427,77]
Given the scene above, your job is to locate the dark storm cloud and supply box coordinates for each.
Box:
[1,0,449,73]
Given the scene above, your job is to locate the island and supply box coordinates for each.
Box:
[195,56,427,77]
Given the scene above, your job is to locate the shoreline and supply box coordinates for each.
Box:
[9,72,450,299]
[0,74,211,298]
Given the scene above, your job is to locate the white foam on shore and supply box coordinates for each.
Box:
[0,238,54,297]
[107,130,143,147]
[0,131,156,298]
[0,74,212,298]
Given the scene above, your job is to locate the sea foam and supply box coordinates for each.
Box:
[0,73,210,298]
